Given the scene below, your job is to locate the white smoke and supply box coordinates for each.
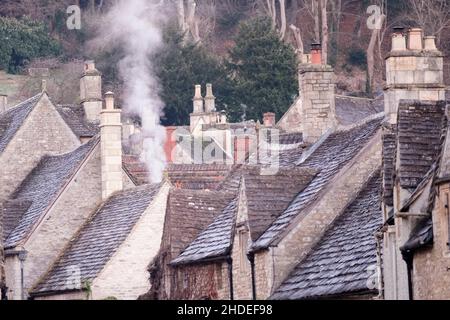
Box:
[89,0,168,183]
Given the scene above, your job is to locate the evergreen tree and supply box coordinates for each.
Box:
[0,17,61,74]
[155,26,238,126]
[228,16,298,122]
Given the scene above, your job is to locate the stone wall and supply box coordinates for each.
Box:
[254,249,273,300]
[171,262,230,300]
[13,145,102,299]
[4,255,21,300]
[0,94,80,203]
[412,183,450,299]
[91,183,170,300]
[231,226,252,300]
[384,52,445,124]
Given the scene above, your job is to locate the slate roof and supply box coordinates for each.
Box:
[122,155,149,185]
[163,189,235,262]
[397,100,446,190]
[0,93,42,153]
[252,116,383,250]
[171,167,317,265]
[335,95,384,126]
[166,164,233,190]
[122,157,234,189]
[171,197,238,265]
[56,104,98,138]
[32,183,162,295]
[4,137,99,249]
[1,199,32,242]
[271,171,382,300]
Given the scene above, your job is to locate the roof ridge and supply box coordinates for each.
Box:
[337,112,385,132]
[1,92,42,114]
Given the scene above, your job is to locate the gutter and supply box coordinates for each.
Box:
[247,253,256,300]
[401,251,414,300]
[226,256,234,300]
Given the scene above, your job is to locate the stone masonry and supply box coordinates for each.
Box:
[80,61,102,123]
[384,30,445,124]
[0,94,80,203]
[101,92,123,200]
[7,146,102,299]
[412,183,450,299]
[254,129,382,298]
[91,183,170,300]
[298,64,337,144]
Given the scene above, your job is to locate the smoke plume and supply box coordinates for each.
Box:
[89,0,168,183]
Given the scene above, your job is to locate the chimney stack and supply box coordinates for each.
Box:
[0,95,7,113]
[385,29,445,123]
[219,110,227,124]
[164,126,178,163]
[193,84,204,114]
[263,112,276,127]
[407,28,423,50]
[204,84,216,112]
[310,43,322,65]
[80,60,102,123]
[295,43,336,143]
[100,92,123,200]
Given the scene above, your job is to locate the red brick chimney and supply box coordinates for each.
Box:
[311,43,322,65]
[233,135,250,164]
[263,112,276,127]
[164,126,178,163]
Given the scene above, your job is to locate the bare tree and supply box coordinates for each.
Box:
[176,0,201,42]
[366,0,386,94]
[320,0,329,64]
[290,24,305,60]
[312,0,320,42]
[408,0,450,45]
[261,0,288,40]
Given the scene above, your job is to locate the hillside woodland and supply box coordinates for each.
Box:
[0,0,448,124]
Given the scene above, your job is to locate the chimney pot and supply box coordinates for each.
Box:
[424,36,438,51]
[310,43,322,65]
[85,60,96,72]
[193,84,204,113]
[263,112,276,127]
[105,91,115,110]
[204,83,216,112]
[0,94,7,113]
[391,32,407,51]
[220,110,227,124]
[407,28,423,50]
[206,84,214,97]
[194,84,202,99]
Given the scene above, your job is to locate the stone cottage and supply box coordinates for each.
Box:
[1,90,140,300]
[380,28,448,300]
[31,182,170,300]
